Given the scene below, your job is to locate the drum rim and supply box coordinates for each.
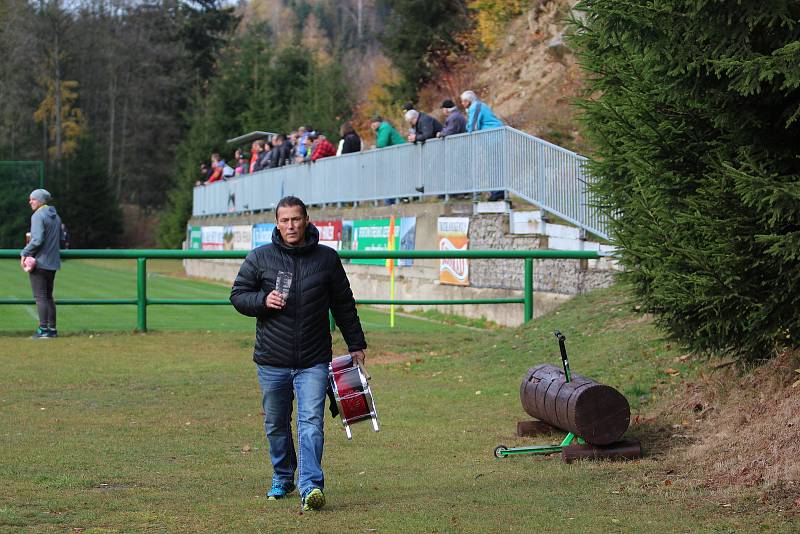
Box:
[328,361,379,431]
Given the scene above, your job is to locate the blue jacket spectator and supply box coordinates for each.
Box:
[461,90,506,201]
[461,90,504,133]
[296,126,312,157]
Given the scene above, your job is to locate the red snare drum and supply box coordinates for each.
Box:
[328,355,380,439]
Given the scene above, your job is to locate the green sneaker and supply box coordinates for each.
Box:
[31,327,51,339]
[302,488,325,511]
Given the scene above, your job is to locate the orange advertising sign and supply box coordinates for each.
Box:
[438,217,470,286]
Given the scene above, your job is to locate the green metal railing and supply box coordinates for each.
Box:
[0,249,601,331]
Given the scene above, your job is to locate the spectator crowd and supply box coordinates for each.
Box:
[197,90,505,199]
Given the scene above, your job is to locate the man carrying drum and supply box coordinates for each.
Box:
[230,195,367,512]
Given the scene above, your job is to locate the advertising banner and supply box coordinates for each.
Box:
[252,223,276,248]
[340,220,354,263]
[314,220,343,250]
[398,216,417,267]
[351,219,400,265]
[438,217,470,286]
[224,225,253,250]
[188,226,202,250]
[201,226,225,250]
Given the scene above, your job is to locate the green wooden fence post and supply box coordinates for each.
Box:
[524,258,534,322]
[137,257,147,332]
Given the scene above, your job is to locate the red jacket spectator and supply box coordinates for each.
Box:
[206,165,223,183]
[206,154,224,184]
[311,137,336,161]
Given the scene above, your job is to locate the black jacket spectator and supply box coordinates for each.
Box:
[253,149,271,172]
[268,143,292,168]
[413,112,443,142]
[341,132,361,154]
[229,224,366,368]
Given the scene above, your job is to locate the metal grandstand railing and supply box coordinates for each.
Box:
[192,126,608,239]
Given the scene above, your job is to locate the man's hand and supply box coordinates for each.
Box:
[350,349,366,367]
[265,290,285,310]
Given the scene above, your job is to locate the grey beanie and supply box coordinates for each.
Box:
[30,189,51,203]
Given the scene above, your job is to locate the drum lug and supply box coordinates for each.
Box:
[345,425,352,440]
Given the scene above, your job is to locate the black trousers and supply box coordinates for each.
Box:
[29,268,57,328]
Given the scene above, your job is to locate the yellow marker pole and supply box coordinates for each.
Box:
[387,216,396,328]
[390,266,396,328]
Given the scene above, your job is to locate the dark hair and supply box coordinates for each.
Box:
[275,133,286,142]
[402,102,415,112]
[340,121,355,137]
[441,99,456,109]
[276,196,308,218]
[370,115,383,123]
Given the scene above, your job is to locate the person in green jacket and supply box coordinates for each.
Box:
[370,116,407,148]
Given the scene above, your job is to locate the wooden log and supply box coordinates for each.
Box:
[520,364,630,445]
[561,440,643,463]
[516,420,559,437]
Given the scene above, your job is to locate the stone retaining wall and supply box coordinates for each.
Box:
[186,201,617,326]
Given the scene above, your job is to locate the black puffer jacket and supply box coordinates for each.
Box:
[230,223,367,368]
[413,112,443,142]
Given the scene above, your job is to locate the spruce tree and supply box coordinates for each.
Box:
[378,0,471,101]
[570,1,800,361]
[0,164,41,249]
[53,134,122,248]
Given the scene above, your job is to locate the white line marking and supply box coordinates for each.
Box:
[6,296,39,321]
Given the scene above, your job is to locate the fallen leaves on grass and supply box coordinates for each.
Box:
[241,444,252,453]
[661,349,800,494]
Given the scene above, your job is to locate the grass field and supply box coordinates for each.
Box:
[0,260,795,532]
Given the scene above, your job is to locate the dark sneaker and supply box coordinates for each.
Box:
[47,328,58,338]
[31,327,51,339]
[267,481,296,500]
[302,488,325,511]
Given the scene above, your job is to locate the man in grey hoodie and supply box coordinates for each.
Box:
[20,189,62,339]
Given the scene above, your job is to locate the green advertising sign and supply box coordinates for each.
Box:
[188,226,202,250]
[351,219,400,265]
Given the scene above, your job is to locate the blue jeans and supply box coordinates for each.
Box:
[256,363,328,498]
